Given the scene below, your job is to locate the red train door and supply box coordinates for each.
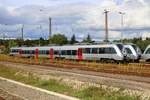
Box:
[19,49,22,57]
[78,48,83,61]
[50,48,54,63]
[35,48,39,63]
[19,49,23,57]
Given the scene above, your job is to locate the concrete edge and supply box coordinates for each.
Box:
[0,88,27,100]
[0,77,79,100]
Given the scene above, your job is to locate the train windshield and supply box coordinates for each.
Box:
[131,45,142,54]
[116,44,123,51]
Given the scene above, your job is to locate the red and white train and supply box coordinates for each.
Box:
[10,43,129,62]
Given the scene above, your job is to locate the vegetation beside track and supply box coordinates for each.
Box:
[0,64,142,100]
[0,54,150,77]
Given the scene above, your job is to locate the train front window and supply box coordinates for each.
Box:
[132,45,141,54]
[125,48,132,54]
[116,44,123,51]
[146,48,150,54]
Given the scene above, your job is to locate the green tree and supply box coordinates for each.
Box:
[9,40,18,47]
[70,34,77,44]
[83,34,93,43]
[49,34,68,45]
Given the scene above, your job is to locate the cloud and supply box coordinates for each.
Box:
[0,0,150,40]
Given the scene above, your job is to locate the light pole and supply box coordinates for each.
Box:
[21,24,24,41]
[119,12,125,43]
[39,9,52,44]
[39,24,42,46]
[104,9,109,42]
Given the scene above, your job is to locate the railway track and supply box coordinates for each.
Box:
[1,61,150,91]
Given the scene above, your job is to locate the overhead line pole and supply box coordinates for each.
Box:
[21,24,24,46]
[49,17,52,44]
[119,12,125,43]
[21,24,24,41]
[104,9,109,42]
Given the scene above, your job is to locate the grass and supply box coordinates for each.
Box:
[75,87,141,100]
[0,64,142,100]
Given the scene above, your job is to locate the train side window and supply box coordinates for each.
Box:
[67,50,71,55]
[99,48,105,54]
[105,48,110,54]
[54,50,59,55]
[83,48,91,54]
[61,50,66,55]
[125,48,132,54]
[12,49,15,52]
[27,50,30,54]
[12,49,18,53]
[146,48,150,54]
[72,50,77,55]
[24,50,26,54]
[39,50,43,54]
[92,48,98,54]
[46,50,49,54]
[32,50,35,54]
[43,50,46,54]
[110,48,117,54]
[25,50,27,54]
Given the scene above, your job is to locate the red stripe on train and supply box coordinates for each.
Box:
[78,48,83,61]
[19,49,23,57]
[35,48,39,63]
[50,48,54,63]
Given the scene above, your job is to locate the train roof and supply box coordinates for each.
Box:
[10,43,124,50]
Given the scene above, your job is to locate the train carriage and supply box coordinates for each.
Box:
[142,45,150,62]
[10,43,128,62]
[124,44,142,62]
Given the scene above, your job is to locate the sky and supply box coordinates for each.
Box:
[0,0,150,41]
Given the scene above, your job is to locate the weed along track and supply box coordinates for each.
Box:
[0,54,150,77]
[1,61,150,90]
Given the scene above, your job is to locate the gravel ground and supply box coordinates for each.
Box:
[1,61,150,91]
[0,78,78,100]
[0,88,24,100]
[0,61,150,99]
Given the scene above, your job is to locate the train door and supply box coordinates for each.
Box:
[78,48,83,61]
[19,49,23,57]
[50,48,54,62]
[35,48,39,63]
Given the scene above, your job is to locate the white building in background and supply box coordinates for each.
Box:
[142,32,150,40]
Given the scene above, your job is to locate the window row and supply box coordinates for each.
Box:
[83,47,117,54]
[11,49,77,55]
[11,47,117,55]
[11,49,19,53]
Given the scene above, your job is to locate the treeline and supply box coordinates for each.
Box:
[0,33,150,53]
[0,34,93,53]
[0,34,93,46]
